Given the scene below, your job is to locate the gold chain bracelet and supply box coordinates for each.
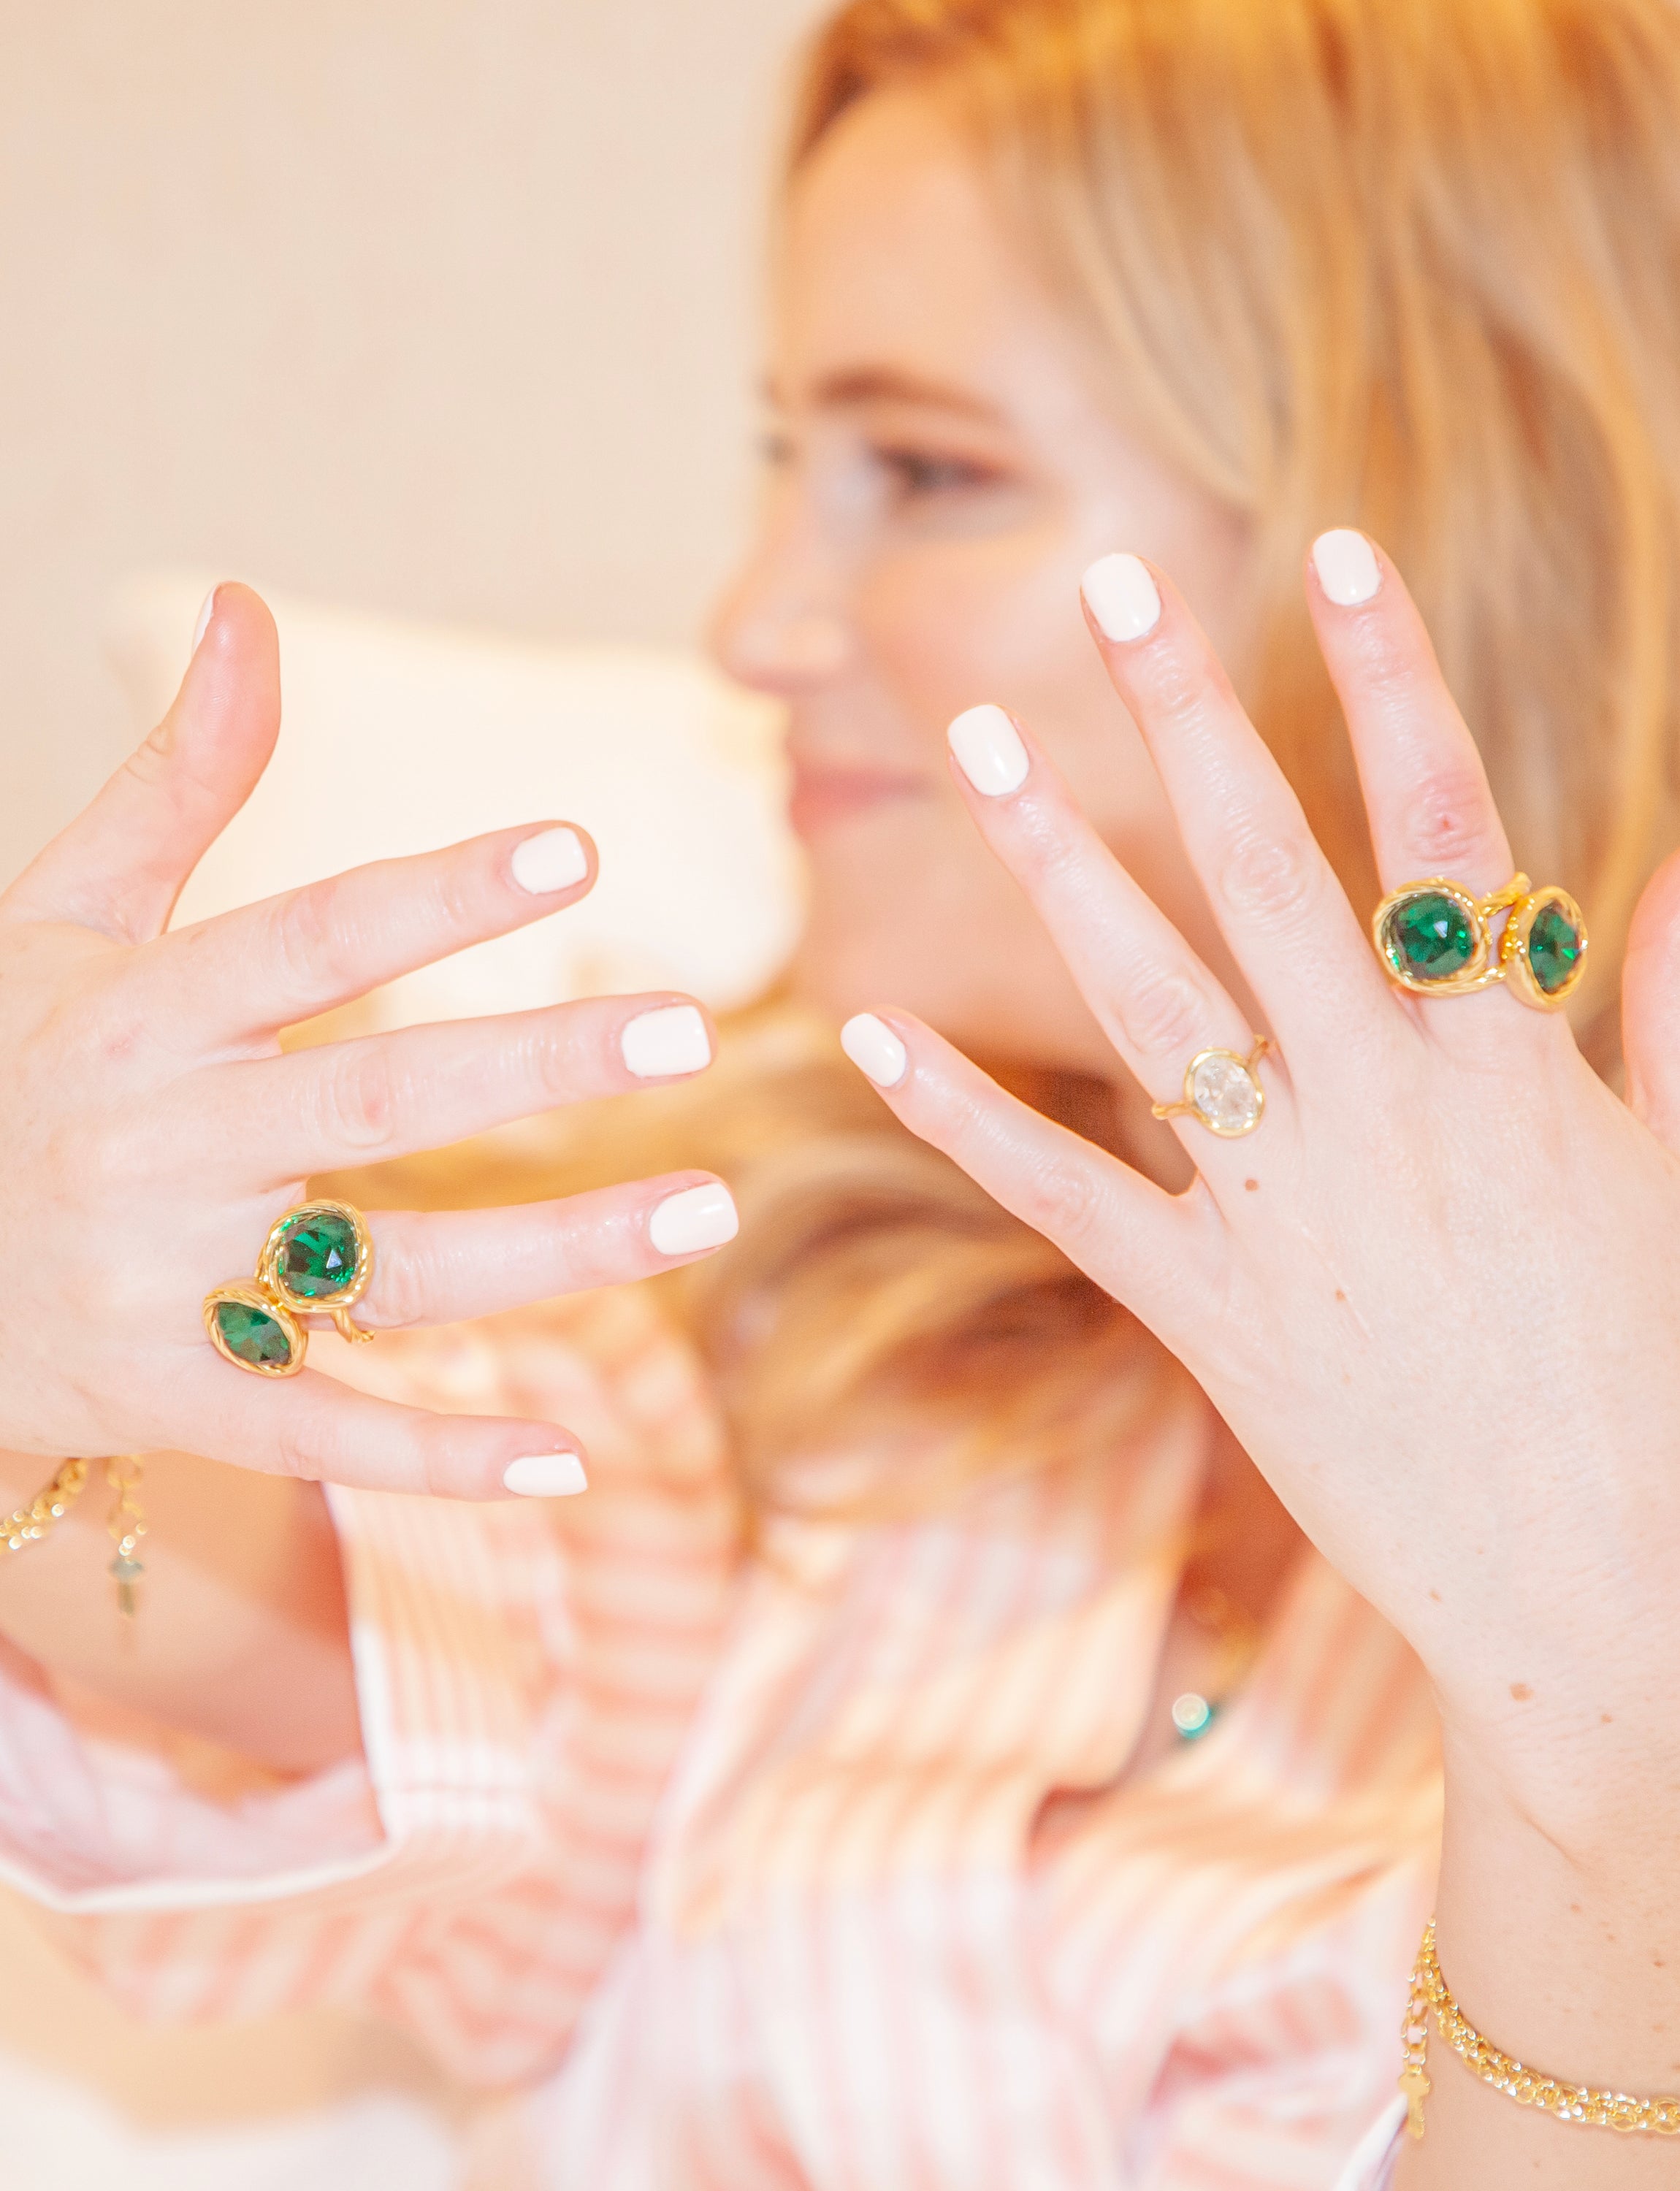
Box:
[1,1456,148,1617]
[1401,1919,1680,2139]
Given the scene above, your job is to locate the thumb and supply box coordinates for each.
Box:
[3,583,282,943]
[1622,846,1680,1147]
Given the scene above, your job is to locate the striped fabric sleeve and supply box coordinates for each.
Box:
[0,1290,737,2079]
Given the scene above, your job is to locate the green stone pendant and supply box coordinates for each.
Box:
[1377,886,1484,990]
[204,1282,305,1377]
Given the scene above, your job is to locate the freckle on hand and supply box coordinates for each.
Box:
[1510,1683,1533,1702]
[1335,1288,1346,1301]
[1244,1178,1259,1192]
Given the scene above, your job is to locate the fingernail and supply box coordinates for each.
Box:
[511,825,589,895]
[190,587,219,659]
[649,1181,739,1256]
[947,704,1029,798]
[621,1002,712,1079]
[1312,529,1382,607]
[503,1451,588,1497]
[1081,553,1161,642]
[841,1012,907,1088]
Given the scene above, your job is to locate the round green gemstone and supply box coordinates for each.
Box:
[1383,891,1477,982]
[215,1297,294,1369]
[1527,900,1583,995]
[277,1210,359,1299]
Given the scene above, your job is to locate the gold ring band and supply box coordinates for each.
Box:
[1372,873,1587,1009]
[1151,1037,1271,1138]
[204,1199,375,1377]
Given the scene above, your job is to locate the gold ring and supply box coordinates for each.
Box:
[1372,873,1587,1009]
[204,1198,375,1377]
[1151,1038,1271,1138]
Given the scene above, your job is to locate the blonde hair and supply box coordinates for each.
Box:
[349,0,1680,1519]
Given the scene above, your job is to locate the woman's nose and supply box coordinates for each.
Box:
[708,536,853,695]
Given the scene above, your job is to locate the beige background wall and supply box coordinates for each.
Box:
[0,0,827,885]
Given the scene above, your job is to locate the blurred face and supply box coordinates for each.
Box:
[710,90,1253,1080]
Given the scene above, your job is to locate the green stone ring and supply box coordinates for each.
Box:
[204,1198,376,1377]
[1372,872,1587,1011]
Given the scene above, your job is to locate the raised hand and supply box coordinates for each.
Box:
[841,535,1680,2149]
[0,586,736,1499]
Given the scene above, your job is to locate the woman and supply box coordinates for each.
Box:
[3,0,1679,2182]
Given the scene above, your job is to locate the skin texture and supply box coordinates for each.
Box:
[1,85,1676,2179]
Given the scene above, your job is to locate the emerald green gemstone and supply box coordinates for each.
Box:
[215,1298,294,1369]
[1383,891,1476,982]
[1527,900,1583,995]
[276,1210,359,1299]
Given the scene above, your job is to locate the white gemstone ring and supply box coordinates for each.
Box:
[1150,1037,1271,1139]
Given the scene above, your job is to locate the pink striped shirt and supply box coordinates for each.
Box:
[0,1288,1429,2187]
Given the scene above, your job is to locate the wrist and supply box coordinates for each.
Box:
[1432,1735,1680,2099]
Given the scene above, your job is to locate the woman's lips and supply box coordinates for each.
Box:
[787,758,929,836]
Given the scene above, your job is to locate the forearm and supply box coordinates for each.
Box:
[1395,1735,1680,2187]
[0,1448,361,1775]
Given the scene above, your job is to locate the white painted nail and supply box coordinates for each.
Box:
[621,1002,712,1079]
[503,1451,588,1497]
[511,825,589,895]
[190,587,218,659]
[840,1012,907,1089]
[649,1181,739,1256]
[1081,553,1161,643]
[947,704,1029,798]
[1312,529,1382,608]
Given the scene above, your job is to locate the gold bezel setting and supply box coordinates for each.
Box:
[203,1280,305,1378]
[1372,871,1587,1012]
[257,1198,375,1345]
[1500,887,1589,1012]
[1151,1039,1270,1139]
[1372,878,1494,997]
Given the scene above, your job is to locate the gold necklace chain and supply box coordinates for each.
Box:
[1401,1919,1680,2138]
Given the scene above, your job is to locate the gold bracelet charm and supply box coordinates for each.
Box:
[1401,1918,1680,2139]
[2,1456,149,1617]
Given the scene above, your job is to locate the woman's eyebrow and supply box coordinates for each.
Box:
[771,364,1007,422]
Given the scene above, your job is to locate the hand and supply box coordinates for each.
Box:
[844,540,1680,2144]
[0,585,736,1498]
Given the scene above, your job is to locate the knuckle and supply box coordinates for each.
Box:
[1217,831,1321,926]
[318,1044,397,1152]
[271,1413,327,1483]
[1119,967,1209,1060]
[1017,1155,1105,1250]
[1403,767,1497,871]
[269,879,347,999]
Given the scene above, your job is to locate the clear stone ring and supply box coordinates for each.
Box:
[1151,1037,1271,1139]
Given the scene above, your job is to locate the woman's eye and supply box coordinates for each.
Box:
[874,445,1001,499]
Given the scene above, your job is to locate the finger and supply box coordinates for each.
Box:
[4,585,281,944]
[942,703,1272,1154]
[177,1355,591,1501]
[1622,847,1680,1146]
[1305,530,1513,896]
[194,993,717,1180]
[356,1174,741,1329]
[836,1007,1210,1330]
[1079,554,1389,1054]
[155,818,600,1042]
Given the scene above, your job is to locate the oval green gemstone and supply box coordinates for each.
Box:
[215,1297,294,1369]
[1383,891,1477,982]
[277,1209,360,1299]
[1527,900,1583,995]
